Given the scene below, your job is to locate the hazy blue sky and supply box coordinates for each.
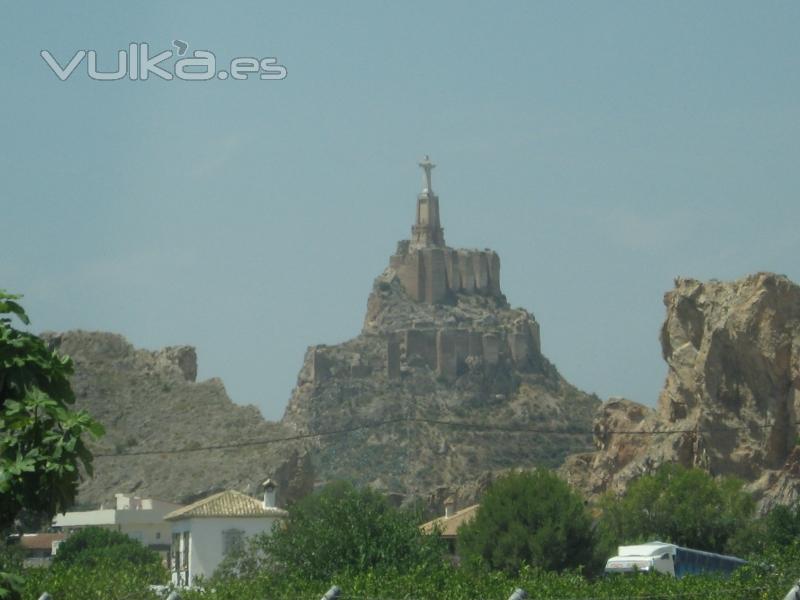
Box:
[2,2,799,420]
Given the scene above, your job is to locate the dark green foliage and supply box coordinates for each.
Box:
[14,553,800,600]
[13,518,800,599]
[763,502,800,548]
[218,481,445,581]
[457,469,594,574]
[727,500,800,557]
[1,292,104,598]
[7,526,166,599]
[0,543,23,578]
[0,541,24,599]
[10,550,800,600]
[596,464,754,556]
[0,291,104,532]
[180,544,800,600]
[52,527,162,576]
[22,560,161,600]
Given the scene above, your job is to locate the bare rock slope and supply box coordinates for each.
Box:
[55,163,601,511]
[562,273,800,511]
[282,271,599,500]
[281,173,600,505]
[45,331,313,508]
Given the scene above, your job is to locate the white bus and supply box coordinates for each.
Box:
[604,541,746,578]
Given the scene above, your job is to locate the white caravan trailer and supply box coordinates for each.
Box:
[604,541,746,578]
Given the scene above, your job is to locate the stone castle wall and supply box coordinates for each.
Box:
[307,319,540,386]
[399,321,539,382]
[390,242,502,304]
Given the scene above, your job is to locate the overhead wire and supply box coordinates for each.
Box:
[92,415,784,458]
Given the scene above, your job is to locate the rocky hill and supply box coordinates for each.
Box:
[562,272,800,512]
[281,267,598,500]
[44,331,313,509]
[281,161,600,506]
[52,186,800,517]
[55,159,601,512]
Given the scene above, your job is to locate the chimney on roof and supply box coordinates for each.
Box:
[444,496,455,519]
[262,478,277,509]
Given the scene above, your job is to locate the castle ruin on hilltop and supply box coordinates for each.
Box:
[282,157,599,495]
[390,155,502,304]
[307,157,542,386]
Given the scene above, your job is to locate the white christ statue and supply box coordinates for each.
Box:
[418,155,435,193]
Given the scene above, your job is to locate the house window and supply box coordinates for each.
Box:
[171,533,180,572]
[222,529,245,556]
[182,532,190,575]
[181,531,191,571]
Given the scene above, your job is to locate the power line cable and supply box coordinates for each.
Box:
[92,415,788,459]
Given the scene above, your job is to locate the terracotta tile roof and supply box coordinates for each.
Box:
[164,490,289,521]
[18,533,65,551]
[420,504,479,537]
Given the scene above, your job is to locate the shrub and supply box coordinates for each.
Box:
[0,541,24,599]
[457,469,594,574]
[217,481,445,582]
[596,464,754,556]
[726,500,800,557]
[14,543,800,600]
[52,527,164,583]
[23,560,160,600]
[182,546,800,600]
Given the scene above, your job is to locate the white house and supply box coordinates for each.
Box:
[164,479,288,586]
[52,493,183,557]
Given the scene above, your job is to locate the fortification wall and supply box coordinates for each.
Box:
[390,243,502,304]
[307,318,540,388]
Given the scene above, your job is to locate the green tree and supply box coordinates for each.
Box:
[726,501,800,557]
[219,481,445,582]
[0,541,23,599]
[457,469,595,574]
[0,291,104,597]
[597,463,754,556]
[762,502,800,548]
[0,291,104,531]
[52,527,163,576]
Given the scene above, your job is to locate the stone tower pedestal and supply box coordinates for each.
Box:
[412,191,445,248]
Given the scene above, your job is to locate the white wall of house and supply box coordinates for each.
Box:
[120,521,170,547]
[54,521,168,548]
[53,495,181,551]
[53,509,117,528]
[169,516,280,586]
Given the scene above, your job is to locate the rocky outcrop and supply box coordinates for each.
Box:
[53,161,602,514]
[282,205,600,507]
[562,273,800,512]
[55,288,596,514]
[44,331,313,509]
[51,272,595,514]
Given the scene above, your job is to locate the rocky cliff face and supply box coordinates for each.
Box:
[562,273,800,512]
[44,331,313,509]
[55,278,597,513]
[282,261,599,507]
[54,163,603,513]
[53,267,800,515]
[275,168,602,510]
